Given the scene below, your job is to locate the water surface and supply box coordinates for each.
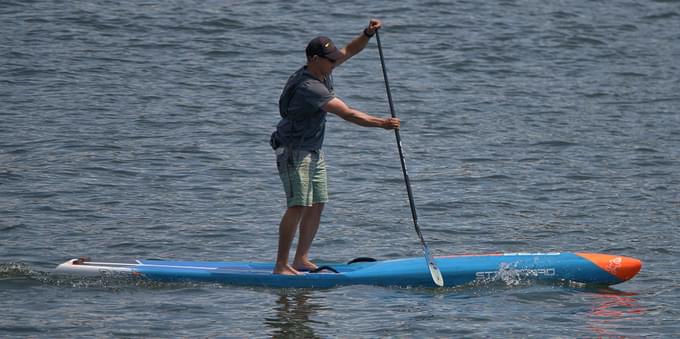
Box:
[2,0,679,337]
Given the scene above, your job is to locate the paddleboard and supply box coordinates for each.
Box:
[54,252,641,288]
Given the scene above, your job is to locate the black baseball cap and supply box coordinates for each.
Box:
[305,36,343,61]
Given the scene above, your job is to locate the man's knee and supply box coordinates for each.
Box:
[286,205,306,217]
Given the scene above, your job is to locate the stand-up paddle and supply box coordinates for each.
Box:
[375,30,444,287]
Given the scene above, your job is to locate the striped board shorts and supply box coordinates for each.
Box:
[276,148,328,207]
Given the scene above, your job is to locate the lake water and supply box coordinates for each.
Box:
[2,0,679,337]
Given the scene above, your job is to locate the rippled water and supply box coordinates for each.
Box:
[2,0,679,337]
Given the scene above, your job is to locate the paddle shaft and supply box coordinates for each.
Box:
[375,30,443,287]
[375,30,423,241]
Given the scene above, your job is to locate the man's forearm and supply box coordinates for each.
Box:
[340,107,386,128]
[343,31,371,58]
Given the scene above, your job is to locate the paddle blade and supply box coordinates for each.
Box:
[423,246,445,287]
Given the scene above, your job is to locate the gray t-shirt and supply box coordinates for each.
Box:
[274,66,334,151]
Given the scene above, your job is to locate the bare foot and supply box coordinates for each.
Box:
[292,259,318,272]
[273,264,301,275]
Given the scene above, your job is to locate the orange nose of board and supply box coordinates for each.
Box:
[576,252,642,282]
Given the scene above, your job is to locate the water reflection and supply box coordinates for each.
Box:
[586,288,646,337]
[265,290,325,339]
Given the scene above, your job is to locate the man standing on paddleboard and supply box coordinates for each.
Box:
[270,19,400,275]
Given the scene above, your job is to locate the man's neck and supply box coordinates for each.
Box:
[306,64,325,81]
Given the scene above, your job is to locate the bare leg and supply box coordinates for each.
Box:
[293,203,324,271]
[273,206,305,275]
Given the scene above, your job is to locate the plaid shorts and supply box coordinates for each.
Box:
[276,148,328,207]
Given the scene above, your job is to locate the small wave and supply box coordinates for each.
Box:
[453,175,511,183]
[0,262,227,290]
[43,274,226,290]
[583,91,611,98]
[643,11,680,20]
[530,140,578,148]
[0,223,24,231]
[0,169,24,181]
[565,35,607,47]
[0,262,36,278]
[200,18,244,29]
[549,10,580,19]
[460,157,496,163]
[614,71,647,78]
[564,174,600,181]
[204,50,242,58]
[634,147,659,153]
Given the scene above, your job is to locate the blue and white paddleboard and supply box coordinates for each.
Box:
[54,252,641,288]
